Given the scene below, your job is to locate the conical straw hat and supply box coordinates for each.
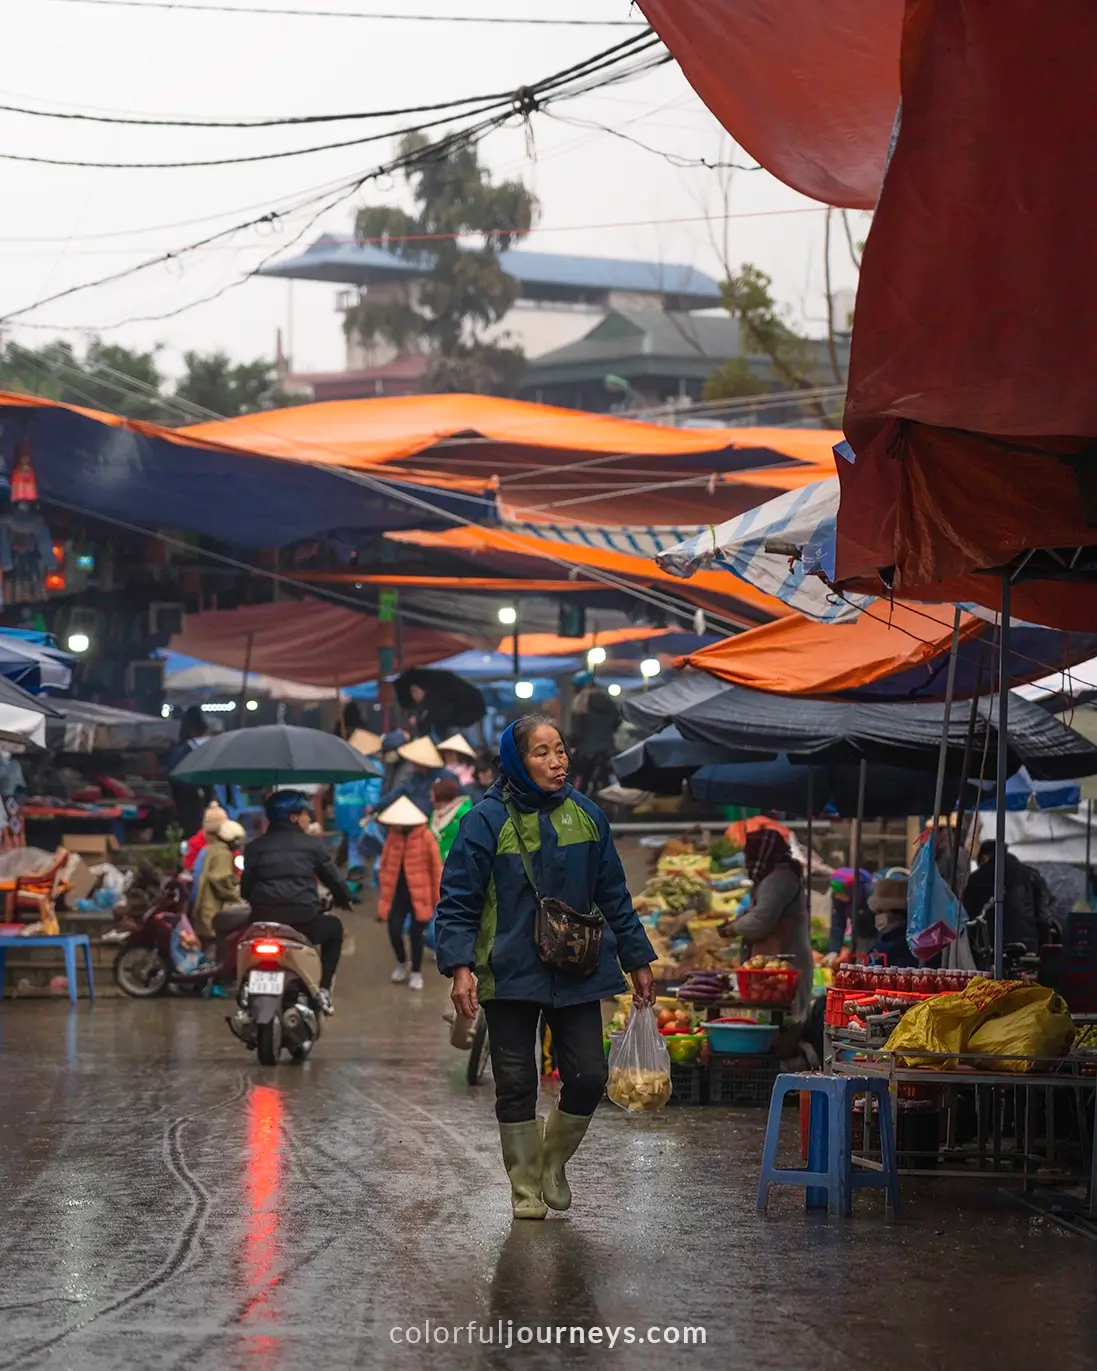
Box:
[397,735,444,769]
[349,728,382,757]
[378,795,429,827]
[438,733,477,759]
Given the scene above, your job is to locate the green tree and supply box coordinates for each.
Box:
[174,351,305,418]
[702,263,841,423]
[345,131,539,395]
[0,337,167,419]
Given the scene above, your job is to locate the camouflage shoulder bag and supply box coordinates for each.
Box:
[505,800,604,979]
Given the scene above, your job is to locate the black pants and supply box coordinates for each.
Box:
[483,1000,607,1123]
[251,908,344,990]
[387,873,423,973]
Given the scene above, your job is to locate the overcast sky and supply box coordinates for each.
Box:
[3,0,861,380]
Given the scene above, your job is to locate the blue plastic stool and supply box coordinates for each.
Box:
[0,934,95,1005]
[757,1072,900,1217]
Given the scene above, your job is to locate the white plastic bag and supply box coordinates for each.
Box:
[606,1005,672,1112]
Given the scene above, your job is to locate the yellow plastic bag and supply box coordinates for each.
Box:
[884,977,1027,1067]
[883,993,984,1067]
[967,986,1075,1072]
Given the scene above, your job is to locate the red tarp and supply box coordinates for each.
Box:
[837,0,1097,595]
[170,601,470,688]
[636,0,902,209]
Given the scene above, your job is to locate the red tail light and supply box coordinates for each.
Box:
[253,941,282,956]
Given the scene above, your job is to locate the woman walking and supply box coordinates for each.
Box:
[377,795,442,992]
[436,714,655,1220]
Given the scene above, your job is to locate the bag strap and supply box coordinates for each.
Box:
[504,798,541,900]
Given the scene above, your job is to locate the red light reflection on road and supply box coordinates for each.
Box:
[237,1084,284,1366]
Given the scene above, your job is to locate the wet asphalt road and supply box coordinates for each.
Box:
[1,914,1095,1371]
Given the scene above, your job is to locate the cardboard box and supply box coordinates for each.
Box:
[62,833,120,857]
[61,855,99,907]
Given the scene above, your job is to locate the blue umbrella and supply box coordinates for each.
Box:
[0,630,74,694]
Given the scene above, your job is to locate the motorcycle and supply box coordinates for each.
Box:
[227,920,324,1066]
[112,874,250,997]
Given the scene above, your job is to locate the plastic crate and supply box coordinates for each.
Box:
[706,1054,779,1107]
[669,1061,704,1106]
[735,967,799,1005]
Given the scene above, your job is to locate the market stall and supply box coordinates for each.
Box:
[604,828,817,1107]
[823,968,1097,1228]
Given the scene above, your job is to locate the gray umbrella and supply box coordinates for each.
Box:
[170,724,381,786]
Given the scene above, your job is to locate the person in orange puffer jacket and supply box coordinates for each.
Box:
[377,794,442,993]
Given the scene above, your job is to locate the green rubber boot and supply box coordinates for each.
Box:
[499,1120,548,1220]
[541,1107,592,1212]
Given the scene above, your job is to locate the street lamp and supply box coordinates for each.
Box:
[66,632,90,654]
[607,683,622,697]
[497,605,518,626]
[587,645,607,669]
[246,699,259,712]
[640,658,662,679]
[514,680,534,700]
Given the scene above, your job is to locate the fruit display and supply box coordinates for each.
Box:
[642,872,711,913]
[607,1066,673,1111]
[736,958,799,1005]
[657,1007,694,1035]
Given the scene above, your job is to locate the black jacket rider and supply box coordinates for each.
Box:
[242,819,352,926]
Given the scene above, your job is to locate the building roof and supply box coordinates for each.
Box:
[259,235,723,306]
[520,310,750,386]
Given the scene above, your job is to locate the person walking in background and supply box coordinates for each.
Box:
[567,671,620,795]
[378,794,443,992]
[962,840,1054,954]
[436,714,655,1220]
[463,752,498,803]
[429,773,472,861]
[438,734,477,789]
[374,735,443,817]
[827,866,875,956]
[167,706,211,838]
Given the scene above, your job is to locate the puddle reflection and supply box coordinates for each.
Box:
[236,1084,285,1369]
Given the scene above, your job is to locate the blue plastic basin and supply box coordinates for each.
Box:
[705,1021,779,1054]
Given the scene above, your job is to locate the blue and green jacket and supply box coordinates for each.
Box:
[435,777,654,1007]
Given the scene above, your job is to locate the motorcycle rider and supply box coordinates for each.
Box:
[241,790,352,1015]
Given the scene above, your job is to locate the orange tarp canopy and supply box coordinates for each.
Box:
[497,626,681,658]
[170,600,469,688]
[676,603,981,696]
[637,0,902,209]
[180,396,826,470]
[387,526,793,629]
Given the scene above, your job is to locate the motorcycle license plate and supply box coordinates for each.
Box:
[248,970,285,996]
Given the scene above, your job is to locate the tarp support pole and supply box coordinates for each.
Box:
[236,632,254,730]
[850,758,867,938]
[993,580,1011,979]
[805,770,814,908]
[513,602,521,680]
[1087,799,1093,904]
[950,642,986,891]
[931,607,963,831]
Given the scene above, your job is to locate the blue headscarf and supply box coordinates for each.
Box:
[498,720,542,797]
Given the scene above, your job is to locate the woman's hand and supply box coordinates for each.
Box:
[630,964,656,1008]
[451,966,480,1021]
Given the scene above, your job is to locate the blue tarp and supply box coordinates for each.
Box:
[1,400,496,549]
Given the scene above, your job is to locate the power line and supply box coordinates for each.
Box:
[0,206,827,256]
[545,110,762,172]
[0,35,670,329]
[0,31,662,170]
[0,88,520,131]
[42,0,646,24]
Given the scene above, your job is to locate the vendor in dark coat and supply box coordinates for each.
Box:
[868,872,918,967]
[436,713,655,1220]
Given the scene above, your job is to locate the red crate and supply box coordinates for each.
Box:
[735,967,799,1005]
